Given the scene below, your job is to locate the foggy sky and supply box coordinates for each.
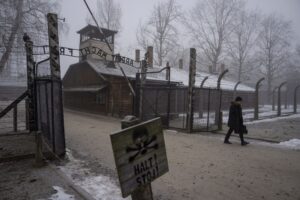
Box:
[59,0,300,76]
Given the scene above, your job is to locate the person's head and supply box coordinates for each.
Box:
[235,96,242,105]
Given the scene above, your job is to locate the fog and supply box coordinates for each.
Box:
[59,0,300,76]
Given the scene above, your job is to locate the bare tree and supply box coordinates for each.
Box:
[256,13,292,102]
[136,22,150,52]
[184,0,242,73]
[136,0,181,66]
[226,9,260,81]
[0,0,61,75]
[165,45,187,68]
[86,0,122,31]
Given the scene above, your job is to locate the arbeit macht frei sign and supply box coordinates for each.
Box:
[32,45,136,67]
[110,118,169,198]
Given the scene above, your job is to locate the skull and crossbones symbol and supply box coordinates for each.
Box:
[126,126,158,163]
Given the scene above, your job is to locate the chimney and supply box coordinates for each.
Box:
[147,46,153,68]
[220,63,225,73]
[166,62,170,81]
[179,59,183,69]
[208,65,212,73]
[135,49,140,62]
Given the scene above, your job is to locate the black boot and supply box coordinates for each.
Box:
[239,133,249,146]
[224,128,233,144]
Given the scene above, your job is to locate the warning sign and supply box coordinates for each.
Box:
[110,118,168,197]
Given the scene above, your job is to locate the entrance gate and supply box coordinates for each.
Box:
[35,77,65,156]
[23,13,66,157]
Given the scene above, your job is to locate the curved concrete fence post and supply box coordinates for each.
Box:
[254,78,265,120]
[277,81,287,116]
[217,69,229,90]
[294,85,300,114]
[216,69,229,130]
[199,76,209,118]
[272,87,278,111]
[200,76,209,88]
[233,81,241,100]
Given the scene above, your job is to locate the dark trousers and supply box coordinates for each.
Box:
[224,128,244,143]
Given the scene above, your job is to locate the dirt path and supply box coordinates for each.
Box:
[64,109,300,200]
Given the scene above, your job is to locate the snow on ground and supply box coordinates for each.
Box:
[255,139,300,151]
[175,106,298,127]
[59,150,130,200]
[181,105,298,126]
[48,186,75,200]
[278,139,300,150]
[244,114,300,125]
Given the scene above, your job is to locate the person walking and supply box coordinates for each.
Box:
[224,96,249,146]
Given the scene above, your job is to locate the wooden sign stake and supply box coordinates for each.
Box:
[121,117,153,200]
[131,184,153,200]
[112,117,168,199]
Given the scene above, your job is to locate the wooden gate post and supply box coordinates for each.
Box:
[47,13,65,156]
[186,48,196,132]
[23,34,35,132]
[254,78,265,120]
[47,13,61,79]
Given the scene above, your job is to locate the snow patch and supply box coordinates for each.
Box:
[244,113,300,124]
[164,129,178,134]
[78,176,125,200]
[59,150,130,200]
[278,139,300,150]
[48,186,75,200]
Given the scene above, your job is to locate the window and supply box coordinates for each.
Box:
[107,36,113,44]
[81,34,89,42]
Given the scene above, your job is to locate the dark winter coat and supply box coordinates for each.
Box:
[227,102,244,133]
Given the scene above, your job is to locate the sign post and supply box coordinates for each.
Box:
[111,118,169,199]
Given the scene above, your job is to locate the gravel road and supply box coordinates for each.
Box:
[64,109,300,200]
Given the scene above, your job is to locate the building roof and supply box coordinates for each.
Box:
[77,24,117,39]
[69,59,255,92]
[88,59,138,79]
[63,85,107,92]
